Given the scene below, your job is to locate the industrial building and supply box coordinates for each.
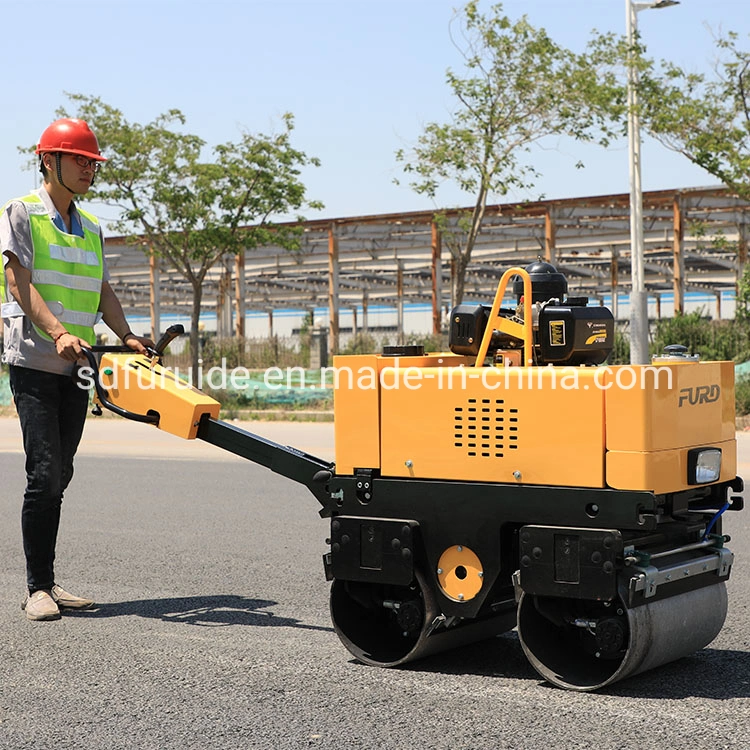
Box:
[102,185,750,353]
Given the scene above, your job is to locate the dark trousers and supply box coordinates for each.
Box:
[9,365,89,594]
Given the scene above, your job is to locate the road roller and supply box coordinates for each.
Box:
[84,261,744,691]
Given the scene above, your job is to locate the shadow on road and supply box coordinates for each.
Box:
[69,594,333,632]
[72,596,748,699]
[408,631,538,681]
[398,633,750,699]
[602,648,750,700]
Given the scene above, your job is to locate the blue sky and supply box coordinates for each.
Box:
[1,0,748,227]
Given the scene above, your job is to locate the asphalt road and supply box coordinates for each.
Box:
[0,418,748,750]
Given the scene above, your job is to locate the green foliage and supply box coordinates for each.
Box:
[53,94,322,248]
[395,2,622,304]
[296,311,314,365]
[403,331,448,352]
[38,93,322,382]
[735,377,750,416]
[608,327,630,365]
[339,331,449,356]
[736,263,750,324]
[166,335,300,371]
[340,333,380,355]
[642,31,750,199]
[610,313,750,370]
[199,335,245,368]
[652,311,750,363]
[587,26,750,200]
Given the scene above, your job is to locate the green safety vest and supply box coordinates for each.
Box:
[1,193,103,342]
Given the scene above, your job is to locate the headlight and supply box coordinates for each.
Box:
[687,448,722,485]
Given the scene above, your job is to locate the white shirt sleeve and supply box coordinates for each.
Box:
[0,200,33,270]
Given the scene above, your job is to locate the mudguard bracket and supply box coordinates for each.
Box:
[329,516,419,585]
[518,526,623,601]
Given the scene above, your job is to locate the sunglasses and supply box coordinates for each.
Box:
[69,154,102,172]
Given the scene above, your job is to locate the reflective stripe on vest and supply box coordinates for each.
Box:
[13,193,103,342]
[2,299,104,325]
[48,243,101,266]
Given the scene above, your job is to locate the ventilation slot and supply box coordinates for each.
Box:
[454,399,518,458]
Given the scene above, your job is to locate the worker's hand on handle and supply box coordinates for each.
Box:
[54,332,91,363]
[123,333,155,355]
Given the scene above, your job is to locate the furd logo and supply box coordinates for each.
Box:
[678,384,721,407]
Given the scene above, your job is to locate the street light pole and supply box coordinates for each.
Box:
[626,0,679,365]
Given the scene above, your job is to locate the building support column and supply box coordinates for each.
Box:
[235,251,245,340]
[673,196,685,315]
[328,225,340,358]
[610,246,619,321]
[149,248,160,341]
[217,264,232,338]
[431,222,442,335]
[545,208,557,264]
[397,260,404,345]
[737,221,748,309]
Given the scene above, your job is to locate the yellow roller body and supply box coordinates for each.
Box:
[333,355,736,493]
[332,352,473,476]
[603,361,736,492]
[97,353,220,439]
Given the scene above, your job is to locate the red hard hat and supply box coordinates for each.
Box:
[35,118,107,161]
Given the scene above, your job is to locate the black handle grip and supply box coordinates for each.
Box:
[154,324,185,356]
[90,324,185,359]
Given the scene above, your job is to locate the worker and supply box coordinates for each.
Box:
[0,118,154,621]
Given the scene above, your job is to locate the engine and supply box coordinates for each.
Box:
[449,260,615,366]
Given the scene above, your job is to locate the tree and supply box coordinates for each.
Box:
[600,29,750,332]
[51,93,322,381]
[638,32,750,201]
[396,1,622,305]
[737,262,750,324]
